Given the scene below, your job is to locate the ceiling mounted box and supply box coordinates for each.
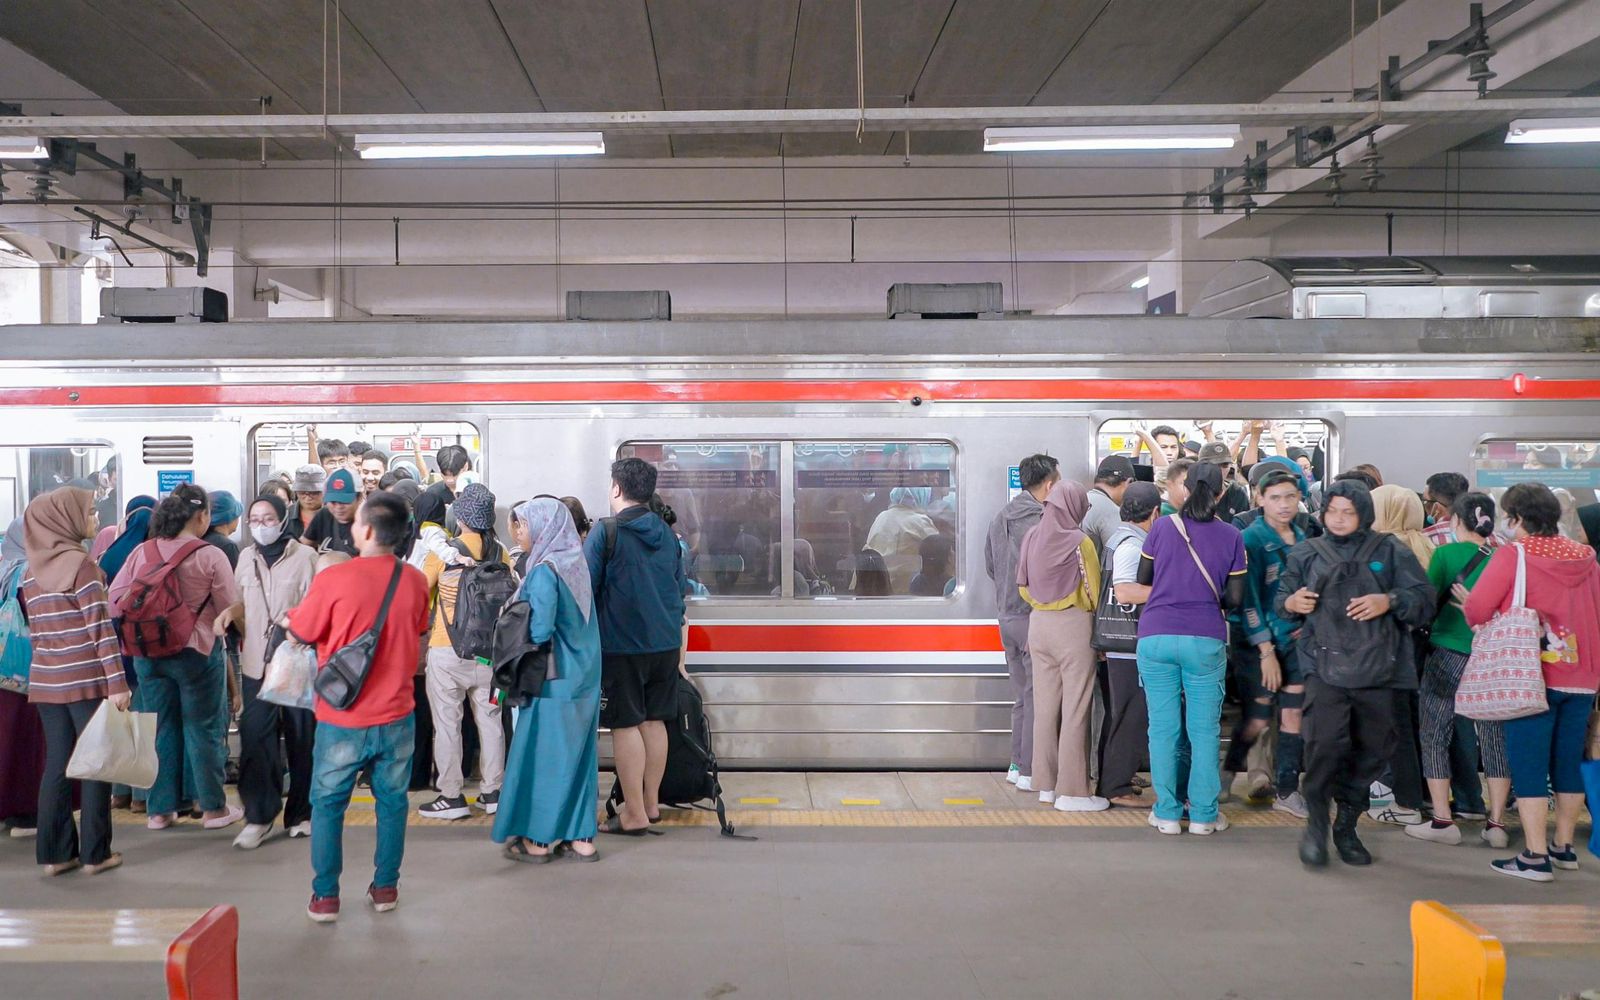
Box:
[99,286,228,323]
[888,282,1003,319]
[565,290,671,321]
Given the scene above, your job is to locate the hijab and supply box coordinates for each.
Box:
[889,486,931,509]
[1015,480,1090,605]
[515,498,594,622]
[23,486,97,593]
[793,539,820,582]
[250,495,294,568]
[414,488,448,529]
[1,518,26,592]
[208,490,243,529]
[1372,484,1435,566]
[1321,479,1376,549]
[1577,503,1600,564]
[98,494,156,583]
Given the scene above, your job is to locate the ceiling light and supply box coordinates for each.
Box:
[0,137,48,160]
[1505,118,1600,144]
[352,132,605,159]
[983,125,1239,152]
[1130,275,1150,289]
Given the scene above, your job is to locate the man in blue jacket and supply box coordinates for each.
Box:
[586,457,687,835]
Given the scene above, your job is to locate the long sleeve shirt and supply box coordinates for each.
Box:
[20,561,128,704]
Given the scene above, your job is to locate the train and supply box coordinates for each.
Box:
[3,302,1600,769]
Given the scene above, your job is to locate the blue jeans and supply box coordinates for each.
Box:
[133,646,227,815]
[310,716,414,899]
[1503,689,1592,798]
[1137,634,1227,823]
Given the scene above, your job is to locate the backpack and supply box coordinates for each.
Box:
[111,539,213,660]
[1303,532,1403,688]
[488,593,554,707]
[442,538,520,661]
[605,676,750,839]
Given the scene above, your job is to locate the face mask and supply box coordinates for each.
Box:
[251,524,283,546]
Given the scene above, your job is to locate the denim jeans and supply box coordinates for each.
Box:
[1503,689,1592,798]
[310,715,415,899]
[134,646,227,816]
[1137,634,1227,823]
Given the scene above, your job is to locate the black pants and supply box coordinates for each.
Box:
[237,676,316,827]
[1387,689,1426,809]
[410,676,435,790]
[1301,676,1397,824]
[36,700,112,866]
[1096,656,1148,799]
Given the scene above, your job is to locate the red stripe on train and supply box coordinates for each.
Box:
[688,623,1004,653]
[2,375,1597,407]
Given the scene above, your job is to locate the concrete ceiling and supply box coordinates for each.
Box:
[1,0,1415,159]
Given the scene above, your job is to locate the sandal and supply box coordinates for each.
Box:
[43,859,81,877]
[560,841,600,863]
[83,853,122,876]
[502,838,555,864]
[600,817,650,837]
[147,813,175,831]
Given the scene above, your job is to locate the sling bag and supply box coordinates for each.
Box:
[313,559,404,711]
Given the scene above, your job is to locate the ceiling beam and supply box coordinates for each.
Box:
[4,96,1600,140]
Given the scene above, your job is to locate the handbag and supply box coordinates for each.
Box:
[1090,536,1141,654]
[65,701,158,788]
[0,564,31,694]
[260,632,318,710]
[313,559,404,711]
[1455,544,1548,722]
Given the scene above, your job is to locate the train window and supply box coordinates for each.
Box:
[793,441,957,599]
[1096,418,1330,514]
[618,442,781,599]
[1472,439,1600,538]
[0,444,119,532]
[250,422,482,490]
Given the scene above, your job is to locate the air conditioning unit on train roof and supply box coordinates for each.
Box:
[564,290,671,321]
[887,282,1003,319]
[99,286,228,323]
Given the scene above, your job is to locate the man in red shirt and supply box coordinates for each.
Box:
[287,492,429,923]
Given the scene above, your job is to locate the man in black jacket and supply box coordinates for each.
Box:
[1275,480,1433,868]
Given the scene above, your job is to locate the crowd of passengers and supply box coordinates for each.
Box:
[1,438,692,921]
[989,422,1600,880]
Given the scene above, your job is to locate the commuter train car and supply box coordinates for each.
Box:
[3,312,1600,769]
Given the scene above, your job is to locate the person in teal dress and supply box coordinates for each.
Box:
[494,497,603,863]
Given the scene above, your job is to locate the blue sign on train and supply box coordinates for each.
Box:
[157,469,195,497]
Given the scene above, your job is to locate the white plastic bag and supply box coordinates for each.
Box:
[260,637,318,710]
[65,702,158,788]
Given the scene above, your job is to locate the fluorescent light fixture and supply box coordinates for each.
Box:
[983,124,1239,152]
[352,131,605,159]
[1130,275,1150,289]
[0,137,48,160]
[1505,118,1600,144]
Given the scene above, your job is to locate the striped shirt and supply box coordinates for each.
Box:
[19,561,128,704]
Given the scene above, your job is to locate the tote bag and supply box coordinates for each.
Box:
[65,702,158,788]
[260,632,318,711]
[1455,544,1548,722]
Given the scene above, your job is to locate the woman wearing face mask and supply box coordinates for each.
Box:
[211,495,319,849]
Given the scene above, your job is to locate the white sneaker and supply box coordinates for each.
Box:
[1272,792,1309,819]
[232,822,273,850]
[1190,814,1231,836]
[1037,790,1055,804]
[1404,821,1463,845]
[1369,781,1394,806]
[1481,824,1510,850]
[1368,804,1424,826]
[1015,775,1033,792]
[1005,765,1020,785]
[288,821,311,839]
[1147,811,1182,835]
[1054,795,1110,812]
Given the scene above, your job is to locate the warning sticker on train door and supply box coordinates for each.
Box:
[157,469,194,497]
[1008,466,1022,501]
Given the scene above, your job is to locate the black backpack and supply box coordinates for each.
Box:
[442,539,519,661]
[1304,532,1403,689]
[487,597,552,708]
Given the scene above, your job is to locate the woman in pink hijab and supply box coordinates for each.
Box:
[1016,480,1107,812]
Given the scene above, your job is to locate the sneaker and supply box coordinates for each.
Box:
[1369,780,1394,805]
[1404,820,1463,846]
[1037,790,1055,804]
[288,821,311,839]
[476,790,500,815]
[1015,775,1033,792]
[1244,776,1274,805]
[1005,765,1020,785]
[1549,844,1581,871]
[417,795,471,820]
[1481,823,1510,850]
[7,825,37,839]
[1053,795,1110,813]
[306,895,340,923]
[1147,811,1182,836]
[1491,853,1554,883]
[232,823,273,850]
[1190,814,1231,836]
[1367,804,1424,826]
[366,884,399,912]
[1272,792,1309,819]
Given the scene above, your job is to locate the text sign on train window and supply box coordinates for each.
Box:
[1474,439,1600,508]
[794,469,950,489]
[657,469,778,490]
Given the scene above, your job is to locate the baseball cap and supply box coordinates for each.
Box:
[292,464,326,493]
[324,468,359,503]
[1095,455,1137,484]
[1198,442,1233,466]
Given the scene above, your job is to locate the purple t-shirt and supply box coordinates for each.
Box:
[1137,515,1246,642]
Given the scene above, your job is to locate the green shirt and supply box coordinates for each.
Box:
[1427,541,1492,654]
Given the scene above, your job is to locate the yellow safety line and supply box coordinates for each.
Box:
[738,797,781,805]
[943,798,985,806]
[839,798,881,806]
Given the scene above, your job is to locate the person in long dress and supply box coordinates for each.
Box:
[493,498,603,863]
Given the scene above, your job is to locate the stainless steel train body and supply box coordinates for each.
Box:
[3,315,1599,769]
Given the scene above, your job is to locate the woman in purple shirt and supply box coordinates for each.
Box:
[1136,463,1247,835]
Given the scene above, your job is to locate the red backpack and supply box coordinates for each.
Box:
[111,539,213,659]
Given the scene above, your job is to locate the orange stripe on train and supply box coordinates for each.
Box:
[688,623,1004,653]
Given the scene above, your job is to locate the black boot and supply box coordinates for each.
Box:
[1333,805,1372,866]
[1300,805,1329,867]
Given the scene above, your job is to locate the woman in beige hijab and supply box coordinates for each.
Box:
[1372,484,1436,569]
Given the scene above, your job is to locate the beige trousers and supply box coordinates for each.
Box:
[1028,607,1097,798]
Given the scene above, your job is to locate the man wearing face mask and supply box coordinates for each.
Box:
[212,494,321,848]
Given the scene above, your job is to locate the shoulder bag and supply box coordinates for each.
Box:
[1090,536,1142,655]
[1169,514,1222,609]
[313,559,405,711]
[1455,544,1547,722]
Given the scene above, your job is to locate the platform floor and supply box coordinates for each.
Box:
[3,773,1596,1000]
